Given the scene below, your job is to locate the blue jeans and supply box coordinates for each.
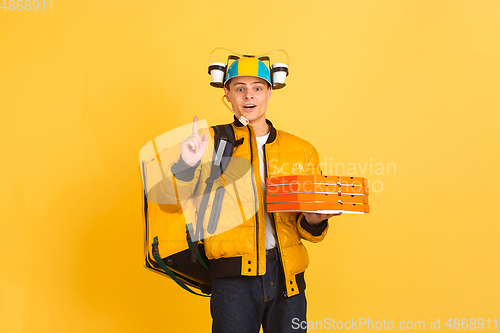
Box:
[210,256,307,333]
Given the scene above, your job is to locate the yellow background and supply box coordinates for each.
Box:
[1,0,499,332]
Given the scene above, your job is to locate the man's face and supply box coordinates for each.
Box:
[223,76,272,124]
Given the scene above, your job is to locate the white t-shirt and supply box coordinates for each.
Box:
[256,132,276,250]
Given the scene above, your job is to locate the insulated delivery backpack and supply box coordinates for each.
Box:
[139,123,252,296]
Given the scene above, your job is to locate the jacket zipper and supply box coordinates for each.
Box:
[248,125,259,275]
[263,142,289,297]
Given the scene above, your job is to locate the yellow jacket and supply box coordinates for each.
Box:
[156,117,329,297]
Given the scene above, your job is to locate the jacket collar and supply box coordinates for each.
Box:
[232,115,277,144]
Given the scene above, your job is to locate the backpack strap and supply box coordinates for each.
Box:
[191,124,239,263]
[151,236,209,297]
[186,223,209,270]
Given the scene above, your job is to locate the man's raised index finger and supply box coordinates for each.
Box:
[192,115,198,135]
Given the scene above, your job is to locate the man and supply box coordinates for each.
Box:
[171,57,341,332]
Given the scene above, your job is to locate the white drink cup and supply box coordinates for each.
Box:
[209,62,226,87]
[271,63,289,88]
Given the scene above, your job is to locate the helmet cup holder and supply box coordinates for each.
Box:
[271,63,289,89]
[208,62,227,88]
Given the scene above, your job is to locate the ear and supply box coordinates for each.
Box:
[267,87,272,100]
[223,87,231,103]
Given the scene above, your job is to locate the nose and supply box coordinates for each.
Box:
[245,90,254,99]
